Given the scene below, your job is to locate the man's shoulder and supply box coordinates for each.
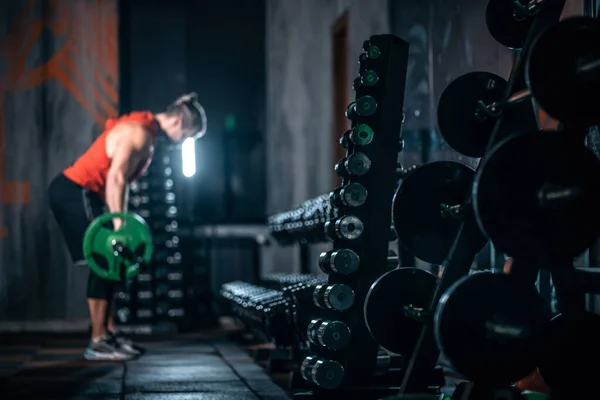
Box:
[107,121,152,147]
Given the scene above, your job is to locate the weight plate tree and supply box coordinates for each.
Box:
[83,212,154,281]
[393,161,487,264]
[438,17,600,159]
[473,131,600,260]
[398,1,569,395]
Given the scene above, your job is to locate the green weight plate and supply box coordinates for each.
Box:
[83,212,153,281]
[434,272,552,386]
[526,17,600,126]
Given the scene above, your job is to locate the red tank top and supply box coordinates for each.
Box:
[63,112,159,199]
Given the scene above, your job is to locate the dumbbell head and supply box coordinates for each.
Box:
[350,124,375,146]
[317,320,351,350]
[362,40,381,59]
[330,184,368,209]
[300,356,318,381]
[345,152,372,176]
[354,95,378,117]
[323,284,356,312]
[311,359,345,389]
[333,215,364,241]
[319,249,360,275]
[306,318,324,345]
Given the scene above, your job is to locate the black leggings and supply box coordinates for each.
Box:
[48,173,115,300]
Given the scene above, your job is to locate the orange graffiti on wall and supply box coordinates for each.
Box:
[0,0,118,238]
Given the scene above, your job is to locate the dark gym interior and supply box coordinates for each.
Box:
[1,0,600,399]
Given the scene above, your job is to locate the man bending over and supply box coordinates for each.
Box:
[48,93,206,360]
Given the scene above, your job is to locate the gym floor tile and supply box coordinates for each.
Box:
[0,361,26,369]
[0,333,291,399]
[0,347,38,354]
[126,393,258,400]
[125,380,251,393]
[36,348,82,355]
[0,354,34,362]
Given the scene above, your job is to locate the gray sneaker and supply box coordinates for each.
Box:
[84,335,135,361]
[109,330,145,357]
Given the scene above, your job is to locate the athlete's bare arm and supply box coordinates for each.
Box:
[106,122,151,229]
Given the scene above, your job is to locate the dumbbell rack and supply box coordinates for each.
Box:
[397,0,571,396]
[295,35,409,398]
[116,143,213,333]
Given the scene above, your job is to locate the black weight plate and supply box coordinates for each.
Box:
[393,161,486,264]
[527,17,600,126]
[486,0,535,49]
[434,272,551,385]
[473,131,600,260]
[538,312,600,397]
[364,267,438,356]
[437,72,507,157]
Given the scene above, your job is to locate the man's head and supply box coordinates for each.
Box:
[156,93,207,142]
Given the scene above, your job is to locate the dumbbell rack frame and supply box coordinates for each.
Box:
[298,34,409,397]
[398,0,569,395]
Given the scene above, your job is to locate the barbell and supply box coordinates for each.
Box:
[392,161,487,265]
[363,267,438,358]
[82,212,154,281]
[438,17,600,158]
[434,272,551,385]
[486,0,543,49]
[473,131,600,261]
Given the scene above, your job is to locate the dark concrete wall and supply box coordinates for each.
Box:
[0,0,119,325]
[122,0,266,224]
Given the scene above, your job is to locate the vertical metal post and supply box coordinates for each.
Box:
[584,0,598,17]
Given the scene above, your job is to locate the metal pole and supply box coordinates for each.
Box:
[584,0,598,313]
[584,0,598,17]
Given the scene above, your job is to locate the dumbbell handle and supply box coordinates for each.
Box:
[480,58,600,119]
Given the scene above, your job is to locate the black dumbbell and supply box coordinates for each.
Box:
[306,318,352,351]
[319,248,360,275]
[313,284,355,312]
[300,356,345,390]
